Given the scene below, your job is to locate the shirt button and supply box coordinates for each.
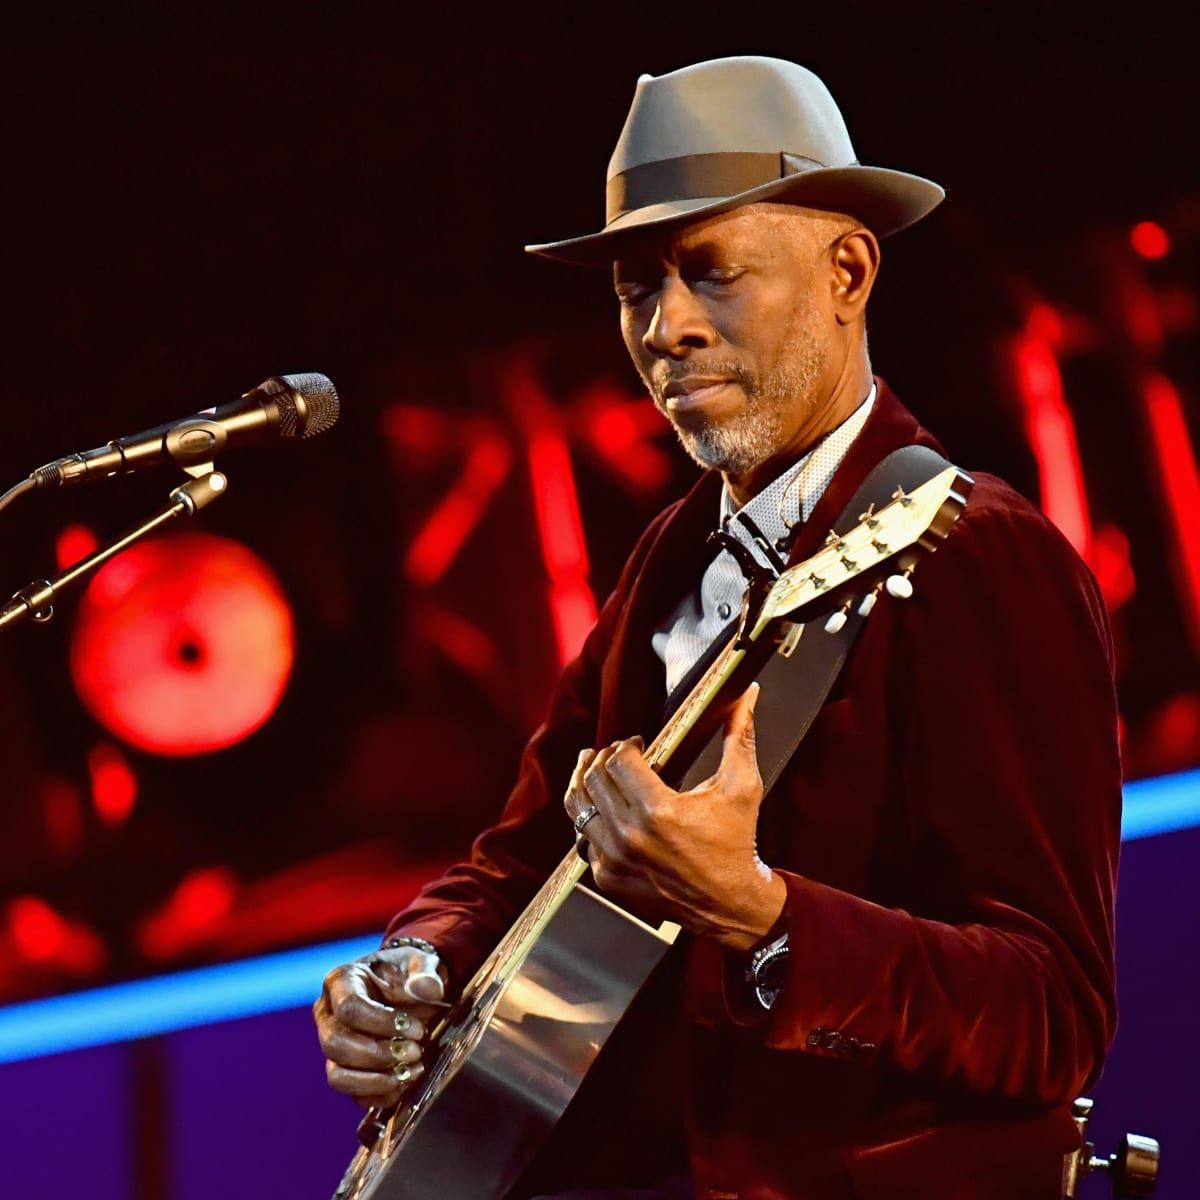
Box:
[717,602,732,620]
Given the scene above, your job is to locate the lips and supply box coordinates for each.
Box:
[662,378,736,415]
[662,376,732,399]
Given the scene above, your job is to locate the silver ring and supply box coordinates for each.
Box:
[573,805,600,835]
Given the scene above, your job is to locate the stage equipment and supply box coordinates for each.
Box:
[332,458,970,1200]
[1062,1097,1160,1197]
[70,533,294,755]
[26,372,339,491]
[0,372,336,633]
[0,473,229,633]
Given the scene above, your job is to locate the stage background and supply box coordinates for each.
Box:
[0,3,1196,1197]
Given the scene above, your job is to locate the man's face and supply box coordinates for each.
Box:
[613,203,846,478]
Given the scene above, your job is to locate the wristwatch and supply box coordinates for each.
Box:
[746,931,789,1010]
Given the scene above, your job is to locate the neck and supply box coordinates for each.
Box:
[724,346,873,508]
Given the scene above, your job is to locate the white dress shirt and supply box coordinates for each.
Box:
[652,384,876,694]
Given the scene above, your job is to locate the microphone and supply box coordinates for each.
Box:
[30,372,340,488]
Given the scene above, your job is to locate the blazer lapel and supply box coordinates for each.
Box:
[785,378,946,568]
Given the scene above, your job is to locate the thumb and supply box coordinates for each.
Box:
[369,947,445,1005]
[717,682,762,790]
[403,949,446,1004]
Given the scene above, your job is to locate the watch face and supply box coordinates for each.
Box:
[755,951,788,991]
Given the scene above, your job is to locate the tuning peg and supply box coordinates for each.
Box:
[824,529,847,551]
[886,568,914,599]
[858,585,882,617]
[891,485,913,507]
[824,599,853,634]
[858,503,879,529]
[871,538,890,554]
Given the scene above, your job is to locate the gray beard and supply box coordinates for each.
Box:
[647,308,831,478]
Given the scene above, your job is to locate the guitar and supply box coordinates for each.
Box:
[333,465,972,1200]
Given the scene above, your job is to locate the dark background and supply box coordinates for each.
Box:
[0,3,1196,1197]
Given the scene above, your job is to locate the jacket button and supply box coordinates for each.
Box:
[806,1026,828,1049]
[821,1030,843,1052]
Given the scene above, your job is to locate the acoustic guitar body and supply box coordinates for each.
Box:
[334,882,679,1200]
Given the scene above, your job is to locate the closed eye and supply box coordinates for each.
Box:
[615,283,653,306]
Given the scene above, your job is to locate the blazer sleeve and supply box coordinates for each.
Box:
[719,497,1121,1106]
[383,501,682,991]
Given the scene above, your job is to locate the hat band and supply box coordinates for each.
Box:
[605,151,826,224]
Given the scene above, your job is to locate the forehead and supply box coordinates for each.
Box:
[611,203,814,275]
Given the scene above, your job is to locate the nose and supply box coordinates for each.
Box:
[642,276,716,359]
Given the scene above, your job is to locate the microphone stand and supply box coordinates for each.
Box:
[0,468,228,634]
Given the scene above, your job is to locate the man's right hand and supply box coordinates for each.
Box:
[313,943,447,1110]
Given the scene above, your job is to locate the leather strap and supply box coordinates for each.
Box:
[672,444,956,794]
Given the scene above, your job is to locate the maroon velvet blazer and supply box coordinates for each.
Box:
[386,380,1121,1200]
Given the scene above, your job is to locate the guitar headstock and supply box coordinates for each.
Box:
[757,465,972,630]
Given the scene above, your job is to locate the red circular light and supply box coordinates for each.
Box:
[70,534,295,755]
[1130,221,1169,259]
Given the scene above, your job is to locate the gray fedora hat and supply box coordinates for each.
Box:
[525,55,944,267]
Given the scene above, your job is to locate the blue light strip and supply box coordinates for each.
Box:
[0,934,377,1065]
[1122,767,1200,841]
[0,769,1196,1066]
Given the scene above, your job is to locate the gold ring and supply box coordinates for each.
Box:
[394,1010,411,1036]
[393,1063,412,1083]
[389,1037,411,1066]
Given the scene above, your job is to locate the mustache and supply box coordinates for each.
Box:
[649,361,751,399]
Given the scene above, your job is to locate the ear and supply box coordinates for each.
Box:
[830,228,880,325]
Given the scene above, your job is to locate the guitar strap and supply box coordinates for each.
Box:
[671,444,957,794]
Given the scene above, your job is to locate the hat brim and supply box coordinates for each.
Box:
[524,165,945,267]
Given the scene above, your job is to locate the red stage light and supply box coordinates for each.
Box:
[1141,373,1200,653]
[1010,333,1093,556]
[55,524,99,571]
[70,534,295,755]
[404,434,512,585]
[138,865,238,960]
[87,742,138,825]
[1130,221,1170,259]
[8,896,67,961]
[526,429,597,663]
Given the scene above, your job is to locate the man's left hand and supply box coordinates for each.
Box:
[565,683,786,952]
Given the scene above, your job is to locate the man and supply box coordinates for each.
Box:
[314,57,1120,1199]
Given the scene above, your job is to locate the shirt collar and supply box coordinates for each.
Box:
[718,382,876,571]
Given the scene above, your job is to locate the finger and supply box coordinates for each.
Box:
[326,1060,425,1099]
[318,1017,423,1071]
[327,969,409,1039]
[583,746,628,818]
[602,737,664,811]
[716,683,762,790]
[564,747,599,823]
[578,748,628,858]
